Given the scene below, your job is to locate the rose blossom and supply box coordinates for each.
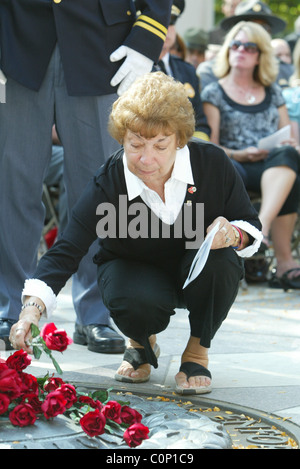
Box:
[41,323,73,352]
[0,393,10,415]
[80,409,106,437]
[101,400,122,424]
[59,383,77,409]
[123,423,150,447]
[41,389,67,419]
[22,393,43,414]
[6,350,31,371]
[0,364,22,399]
[120,405,142,425]
[18,372,39,396]
[44,376,64,392]
[79,395,102,410]
[9,403,37,427]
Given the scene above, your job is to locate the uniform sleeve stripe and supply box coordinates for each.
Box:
[134,20,167,41]
[136,15,168,34]
[193,131,210,141]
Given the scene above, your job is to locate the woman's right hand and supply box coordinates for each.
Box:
[9,308,41,354]
[234,146,269,163]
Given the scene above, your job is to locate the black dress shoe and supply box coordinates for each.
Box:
[73,324,125,354]
[0,319,16,350]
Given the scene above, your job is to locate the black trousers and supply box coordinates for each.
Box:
[97,248,244,367]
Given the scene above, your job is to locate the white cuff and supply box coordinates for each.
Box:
[22,279,57,318]
[230,220,263,258]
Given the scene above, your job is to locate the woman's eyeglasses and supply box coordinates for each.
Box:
[229,40,260,54]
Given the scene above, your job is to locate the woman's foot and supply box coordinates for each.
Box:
[115,335,157,383]
[269,261,300,290]
[275,260,300,280]
[175,337,212,394]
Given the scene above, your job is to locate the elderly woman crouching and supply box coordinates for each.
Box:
[10,72,262,395]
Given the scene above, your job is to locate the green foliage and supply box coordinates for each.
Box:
[214,0,300,35]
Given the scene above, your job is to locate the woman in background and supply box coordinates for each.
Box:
[202,21,300,290]
[282,38,300,144]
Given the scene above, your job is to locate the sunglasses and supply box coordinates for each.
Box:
[229,40,260,54]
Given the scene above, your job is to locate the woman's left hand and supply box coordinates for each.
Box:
[207,216,238,250]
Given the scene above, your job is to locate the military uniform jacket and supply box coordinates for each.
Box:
[0,0,172,95]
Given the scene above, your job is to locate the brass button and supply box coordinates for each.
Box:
[53,0,62,3]
[127,10,131,16]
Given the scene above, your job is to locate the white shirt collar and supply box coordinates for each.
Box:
[161,53,173,76]
[123,145,194,201]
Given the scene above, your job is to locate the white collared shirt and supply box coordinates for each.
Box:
[161,53,173,76]
[123,145,194,225]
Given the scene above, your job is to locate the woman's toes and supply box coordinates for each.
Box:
[188,375,211,388]
[117,361,150,379]
[175,371,211,390]
[175,371,189,388]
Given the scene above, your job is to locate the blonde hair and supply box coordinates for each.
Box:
[108,72,195,148]
[290,38,300,87]
[213,21,278,86]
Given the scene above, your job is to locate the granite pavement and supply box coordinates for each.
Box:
[2,278,300,435]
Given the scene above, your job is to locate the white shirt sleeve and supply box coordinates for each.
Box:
[230,220,263,258]
[22,279,57,318]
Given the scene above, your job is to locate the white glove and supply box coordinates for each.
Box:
[110,45,154,96]
[0,69,7,104]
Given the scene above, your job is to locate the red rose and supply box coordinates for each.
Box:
[18,372,39,396]
[41,389,67,419]
[79,395,102,410]
[6,349,31,371]
[80,409,106,437]
[0,393,10,415]
[59,383,77,409]
[123,423,149,447]
[44,377,64,392]
[9,403,37,427]
[120,405,142,425]
[0,364,22,399]
[41,323,73,352]
[101,400,122,424]
[22,393,43,414]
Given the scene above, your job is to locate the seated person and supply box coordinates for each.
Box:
[183,28,208,69]
[282,38,300,144]
[271,38,294,89]
[201,21,300,291]
[10,72,262,396]
[197,1,291,90]
[155,0,211,142]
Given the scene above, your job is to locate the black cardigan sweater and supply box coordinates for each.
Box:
[35,139,261,295]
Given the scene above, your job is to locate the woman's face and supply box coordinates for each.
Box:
[228,30,260,72]
[123,130,178,186]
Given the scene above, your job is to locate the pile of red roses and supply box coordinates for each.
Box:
[0,323,149,448]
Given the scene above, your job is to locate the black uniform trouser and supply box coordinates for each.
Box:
[97,248,244,367]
